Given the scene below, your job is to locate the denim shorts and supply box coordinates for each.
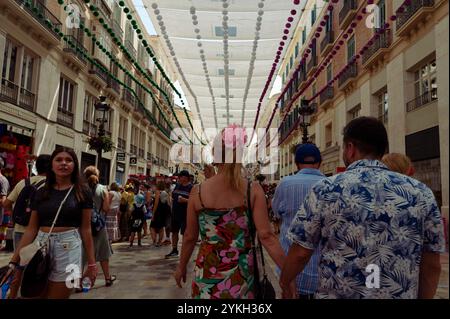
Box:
[35,229,82,283]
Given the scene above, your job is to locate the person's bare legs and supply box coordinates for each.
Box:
[171,232,179,251]
[100,260,110,280]
[129,233,135,247]
[157,229,164,245]
[150,227,157,244]
[137,231,142,246]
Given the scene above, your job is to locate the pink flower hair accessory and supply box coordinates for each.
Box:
[221,124,248,149]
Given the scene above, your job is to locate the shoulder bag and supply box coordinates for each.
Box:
[246,181,276,300]
[19,186,74,298]
[91,184,106,236]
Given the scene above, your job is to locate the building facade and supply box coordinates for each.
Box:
[276,0,448,221]
[0,0,175,186]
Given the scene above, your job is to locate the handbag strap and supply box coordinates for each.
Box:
[47,185,74,236]
[246,180,268,278]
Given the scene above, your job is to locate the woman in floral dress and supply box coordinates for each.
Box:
[174,125,286,299]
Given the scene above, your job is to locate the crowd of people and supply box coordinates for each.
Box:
[174,117,446,299]
[0,117,447,299]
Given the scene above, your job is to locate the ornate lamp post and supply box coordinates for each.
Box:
[94,95,111,170]
[299,98,317,144]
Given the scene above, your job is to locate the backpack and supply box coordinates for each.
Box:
[13,178,46,226]
[91,184,106,236]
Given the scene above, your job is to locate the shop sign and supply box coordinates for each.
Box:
[117,152,126,162]
[129,156,137,165]
[116,163,125,173]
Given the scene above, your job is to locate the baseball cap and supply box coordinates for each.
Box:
[295,143,322,164]
[134,194,145,207]
[178,170,190,177]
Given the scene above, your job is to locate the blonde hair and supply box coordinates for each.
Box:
[213,129,245,193]
[382,153,413,175]
[83,165,99,179]
[87,174,99,187]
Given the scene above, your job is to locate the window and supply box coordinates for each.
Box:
[295,42,299,58]
[118,116,128,149]
[377,0,386,29]
[1,39,38,111]
[414,59,437,99]
[290,55,293,69]
[147,137,152,159]
[302,29,307,45]
[139,130,146,158]
[348,104,361,122]
[130,125,138,154]
[310,134,316,145]
[325,123,332,148]
[312,82,317,97]
[347,35,355,62]
[57,76,76,127]
[311,4,317,25]
[327,64,333,83]
[377,90,388,125]
[326,9,333,32]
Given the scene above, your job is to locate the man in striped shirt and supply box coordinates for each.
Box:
[272,143,325,299]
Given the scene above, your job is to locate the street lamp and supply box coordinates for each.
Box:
[299,98,316,144]
[94,95,111,170]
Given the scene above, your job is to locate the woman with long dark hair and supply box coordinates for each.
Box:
[150,181,171,246]
[7,147,97,298]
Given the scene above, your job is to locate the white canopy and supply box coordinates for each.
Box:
[144,0,303,130]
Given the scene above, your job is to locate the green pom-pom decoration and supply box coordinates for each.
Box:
[102,48,106,53]
[58,0,64,4]
[124,7,130,13]
[96,41,100,46]
[131,20,137,25]
[127,14,132,20]
[32,7,38,13]
[25,2,30,7]
[132,25,137,30]
[136,29,141,34]
[63,36,67,41]
[89,5,95,11]
[93,11,99,17]
[84,0,90,3]
[138,35,143,40]
[59,32,64,37]
[119,1,125,7]
[99,18,104,24]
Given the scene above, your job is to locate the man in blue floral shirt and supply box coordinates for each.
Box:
[280,117,445,299]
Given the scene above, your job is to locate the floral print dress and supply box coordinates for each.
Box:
[192,190,255,299]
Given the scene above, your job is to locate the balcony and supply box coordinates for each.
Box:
[57,108,74,128]
[307,55,318,77]
[406,88,438,112]
[339,0,358,29]
[139,149,145,158]
[130,145,137,155]
[13,0,62,43]
[362,29,392,69]
[106,75,121,96]
[147,152,152,160]
[88,61,108,84]
[18,88,35,111]
[122,88,136,107]
[118,138,126,150]
[338,63,358,89]
[396,0,435,37]
[125,39,137,61]
[321,31,334,57]
[298,68,308,90]
[320,86,334,109]
[83,120,97,136]
[92,0,112,19]
[112,19,123,43]
[1,78,36,112]
[63,35,88,68]
[0,78,19,105]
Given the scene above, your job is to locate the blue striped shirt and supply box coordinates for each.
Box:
[272,168,325,295]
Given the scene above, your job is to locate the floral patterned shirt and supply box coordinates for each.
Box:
[288,159,446,299]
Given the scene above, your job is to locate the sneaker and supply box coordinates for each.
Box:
[165,249,179,259]
[162,239,171,246]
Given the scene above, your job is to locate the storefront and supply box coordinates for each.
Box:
[0,122,34,188]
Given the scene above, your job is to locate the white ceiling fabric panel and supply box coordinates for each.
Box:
[144,0,303,130]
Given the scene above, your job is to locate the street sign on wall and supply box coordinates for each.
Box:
[129,156,137,165]
[117,152,126,162]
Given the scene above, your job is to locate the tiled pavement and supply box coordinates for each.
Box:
[0,237,448,299]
